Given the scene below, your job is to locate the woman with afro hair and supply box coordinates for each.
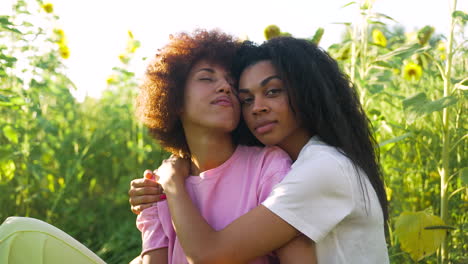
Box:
[131,30,316,264]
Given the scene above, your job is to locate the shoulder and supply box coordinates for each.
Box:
[237,145,291,185]
[283,143,359,199]
[294,142,354,177]
[238,145,292,166]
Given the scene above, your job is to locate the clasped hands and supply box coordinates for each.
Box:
[128,155,190,214]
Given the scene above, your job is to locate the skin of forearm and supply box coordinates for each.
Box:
[276,235,317,264]
[142,248,169,264]
[164,180,229,264]
[161,171,308,263]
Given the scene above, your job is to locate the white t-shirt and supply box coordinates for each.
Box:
[262,136,389,264]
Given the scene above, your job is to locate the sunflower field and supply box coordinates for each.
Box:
[1,0,466,263]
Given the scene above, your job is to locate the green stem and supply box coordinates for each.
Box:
[350,18,358,84]
[440,0,457,263]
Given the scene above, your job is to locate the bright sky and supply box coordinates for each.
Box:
[1,0,466,101]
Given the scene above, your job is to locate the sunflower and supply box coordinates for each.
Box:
[437,41,446,61]
[403,62,423,81]
[372,29,387,47]
[58,44,70,59]
[42,3,54,13]
[53,28,67,45]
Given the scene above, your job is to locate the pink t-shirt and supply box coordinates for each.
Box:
[136,145,292,264]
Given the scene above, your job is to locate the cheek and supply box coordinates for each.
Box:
[242,107,254,128]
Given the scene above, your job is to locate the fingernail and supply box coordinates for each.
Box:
[144,170,153,179]
[160,194,167,200]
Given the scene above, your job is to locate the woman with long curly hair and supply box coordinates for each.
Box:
[133,30,316,264]
[130,36,389,263]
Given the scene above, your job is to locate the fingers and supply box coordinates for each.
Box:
[130,178,160,189]
[131,204,152,215]
[128,185,162,197]
[130,194,167,215]
[129,194,160,206]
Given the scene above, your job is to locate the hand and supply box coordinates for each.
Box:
[128,170,165,215]
[155,155,190,193]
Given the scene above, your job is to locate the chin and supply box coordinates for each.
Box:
[255,134,280,146]
[217,121,239,133]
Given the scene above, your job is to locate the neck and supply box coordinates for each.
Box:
[278,128,312,161]
[183,126,236,176]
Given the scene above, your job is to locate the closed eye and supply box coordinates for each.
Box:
[199,78,213,81]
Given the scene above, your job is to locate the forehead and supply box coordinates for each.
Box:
[190,59,228,74]
[239,60,279,87]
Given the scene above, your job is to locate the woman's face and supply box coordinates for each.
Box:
[238,60,304,146]
[181,60,240,133]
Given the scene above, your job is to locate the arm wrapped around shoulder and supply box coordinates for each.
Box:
[262,152,354,242]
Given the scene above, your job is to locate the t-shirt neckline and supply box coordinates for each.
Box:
[185,145,242,183]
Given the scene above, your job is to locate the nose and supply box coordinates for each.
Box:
[216,78,232,94]
[252,98,269,115]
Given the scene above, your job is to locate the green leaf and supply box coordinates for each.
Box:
[452,10,468,21]
[0,16,12,26]
[369,84,384,94]
[311,28,324,45]
[372,60,394,68]
[422,96,458,115]
[374,13,397,22]
[3,125,18,144]
[376,43,425,62]
[0,160,16,181]
[379,132,412,147]
[402,93,458,123]
[395,211,447,261]
[402,92,428,122]
[341,1,356,8]
[368,20,386,26]
[460,167,468,186]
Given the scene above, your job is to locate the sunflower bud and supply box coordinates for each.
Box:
[417,26,434,46]
[42,3,54,13]
[264,25,281,40]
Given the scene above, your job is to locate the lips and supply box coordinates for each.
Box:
[254,120,277,134]
[211,95,232,106]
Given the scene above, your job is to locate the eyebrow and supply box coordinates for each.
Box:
[196,68,215,73]
[238,75,282,94]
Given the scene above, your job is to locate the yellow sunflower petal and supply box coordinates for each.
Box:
[42,3,54,13]
[372,29,387,47]
[403,62,423,81]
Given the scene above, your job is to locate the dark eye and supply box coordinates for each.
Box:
[240,97,254,105]
[199,78,213,82]
[266,88,283,96]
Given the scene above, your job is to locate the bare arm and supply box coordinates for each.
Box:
[276,235,317,264]
[155,156,316,264]
[154,156,301,264]
[141,248,168,264]
[165,183,300,264]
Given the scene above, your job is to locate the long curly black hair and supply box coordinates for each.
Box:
[232,37,388,221]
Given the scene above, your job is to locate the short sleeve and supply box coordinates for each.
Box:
[257,147,292,203]
[262,152,354,242]
[136,205,169,256]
